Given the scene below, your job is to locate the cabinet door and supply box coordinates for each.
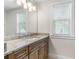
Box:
[44,43,48,59]
[8,53,28,59]
[4,55,8,59]
[29,49,38,59]
[17,55,28,59]
[39,47,45,59]
[8,47,28,59]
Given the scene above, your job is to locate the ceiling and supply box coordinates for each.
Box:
[4,0,72,10]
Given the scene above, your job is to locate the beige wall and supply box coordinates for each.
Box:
[49,38,75,58]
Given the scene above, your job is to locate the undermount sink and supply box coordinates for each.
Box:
[4,39,24,50]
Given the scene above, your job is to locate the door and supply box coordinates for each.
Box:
[29,49,39,59]
[39,47,45,59]
[44,43,48,59]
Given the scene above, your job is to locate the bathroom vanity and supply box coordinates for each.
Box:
[4,34,49,59]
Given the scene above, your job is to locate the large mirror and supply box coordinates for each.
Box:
[4,0,38,40]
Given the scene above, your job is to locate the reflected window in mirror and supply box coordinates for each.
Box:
[17,13,26,34]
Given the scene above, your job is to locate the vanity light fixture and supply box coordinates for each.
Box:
[27,2,32,8]
[21,0,26,4]
[32,6,36,11]
[23,3,28,9]
[17,0,22,6]
[29,7,33,12]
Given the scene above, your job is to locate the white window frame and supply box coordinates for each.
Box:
[52,19,70,37]
[49,2,75,38]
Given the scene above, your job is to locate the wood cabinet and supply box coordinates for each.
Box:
[8,53,28,59]
[44,43,48,59]
[39,46,45,59]
[39,40,48,59]
[5,36,49,59]
[4,55,8,59]
[7,47,28,59]
[29,49,39,59]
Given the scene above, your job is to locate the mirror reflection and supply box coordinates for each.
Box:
[4,0,38,40]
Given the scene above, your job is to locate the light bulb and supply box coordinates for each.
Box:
[27,2,32,7]
[29,7,32,12]
[23,3,27,9]
[32,6,36,11]
[17,0,22,6]
[21,0,26,4]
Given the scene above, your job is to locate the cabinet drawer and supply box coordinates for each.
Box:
[29,49,39,59]
[14,47,28,58]
[25,47,28,55]
[29,41,42,53]
[39,40,47,48]
[16,54,28,59]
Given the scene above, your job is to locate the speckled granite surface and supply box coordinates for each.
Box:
[4,34,49,56]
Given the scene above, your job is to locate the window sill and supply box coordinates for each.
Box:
[50,35,75,40]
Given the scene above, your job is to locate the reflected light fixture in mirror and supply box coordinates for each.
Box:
[29,7,33,12]
[23,3,28,9]
[27,2,32,8]
[16,0,36,12]
[21,0,26,4]
[17,0,22,6]
[32,6,36,11]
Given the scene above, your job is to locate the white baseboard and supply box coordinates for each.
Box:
[48,53,74,59]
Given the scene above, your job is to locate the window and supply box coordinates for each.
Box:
[53,20,69,35]
[49,2,74,37]
[17,13,26,34]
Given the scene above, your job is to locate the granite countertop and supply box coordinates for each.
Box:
[4,34,49,56]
